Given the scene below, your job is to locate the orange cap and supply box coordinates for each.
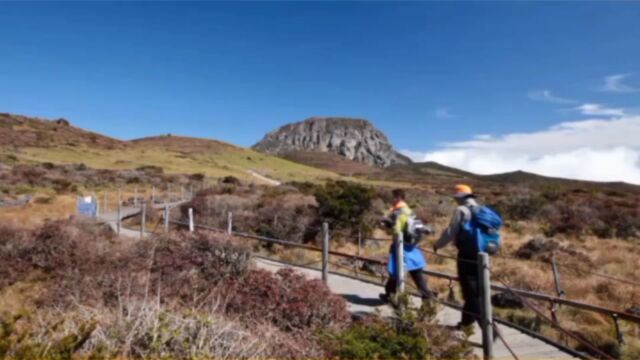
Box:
[453,184,473,198]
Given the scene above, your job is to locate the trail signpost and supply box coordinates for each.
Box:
[77,195,98,218]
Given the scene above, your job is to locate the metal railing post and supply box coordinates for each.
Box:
[357,229,362,257]
[140,202,146,239]
[116,189,122,235]
[227,212,233,235]
[396,232,405,294]
[188,208,194,233]
[134,187,138,207]
[164,205,169,233]
[152,186,156,205]
[479,252,494,360]
[613,314,625,345]
[551,252,565,298]
[104,191,108,214]
[94,196,100,218]
[354,229,362,277]
[322,222,329,284]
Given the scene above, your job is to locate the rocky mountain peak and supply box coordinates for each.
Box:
[253,117,411,167]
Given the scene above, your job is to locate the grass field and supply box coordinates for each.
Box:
[0,194,77,227]
[4,144,341,184]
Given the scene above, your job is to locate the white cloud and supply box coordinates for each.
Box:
[434,107,456,119]
[573,103,625,117]
[600,73,639,93]
[473,134,493,141]
[402,113,640,184]
[527,90,577,104]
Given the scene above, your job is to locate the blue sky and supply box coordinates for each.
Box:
[1,2,640,182]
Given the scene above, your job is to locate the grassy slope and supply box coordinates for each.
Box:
[7,144,341,183]
[0,113,344,183]
[0,195,77,227]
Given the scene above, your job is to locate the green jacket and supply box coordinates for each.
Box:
[389,201,412,239]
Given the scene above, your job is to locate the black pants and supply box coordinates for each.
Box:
[385,269,432,298]
[458,258,481,326]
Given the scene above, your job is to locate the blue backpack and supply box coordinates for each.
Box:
[462,205,504,255]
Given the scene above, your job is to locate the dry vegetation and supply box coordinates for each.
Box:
[174,178,640,358]
[0,113,125,149]
[0,218,470,360]
[0,162,200,197]
[0,219,348,359]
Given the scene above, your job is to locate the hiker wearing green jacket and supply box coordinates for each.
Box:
[380,189,436,303]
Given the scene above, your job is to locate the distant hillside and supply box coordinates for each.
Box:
[0,113,125,149]
[2,112,638,194]
[131,135,241,154]
[253,117,411,167]
[281,151,381,176]
[0,113,343,184]
[480,170,640,194]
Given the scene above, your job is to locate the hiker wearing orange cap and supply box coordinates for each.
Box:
[434,184,481,329]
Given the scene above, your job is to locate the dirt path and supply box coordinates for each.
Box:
[246,170,282,186]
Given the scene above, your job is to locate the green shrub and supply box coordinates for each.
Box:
[51,178,77,194]
[14,184,36,195]
[135,164,164,175]
[333,318,429,360]
[314,180,374,231]
[1,314,96,360]
[329,299,470,360]
[494,194,545,221]
[34,195,56,204]
[0,153,18,165]
[506,311,542,332]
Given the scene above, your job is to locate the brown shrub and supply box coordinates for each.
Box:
[0,220,253,309]
[254,192,319,242]
[1,219,349,344]
[185,183,323,243]
[11,165,45,186]
[146,232,251,301]
[1,299,322,359]
[225,268,350,333]
[27,218,115,273]
[2,162,202,198]
[0,222,30,288]
[513,237,592,265]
